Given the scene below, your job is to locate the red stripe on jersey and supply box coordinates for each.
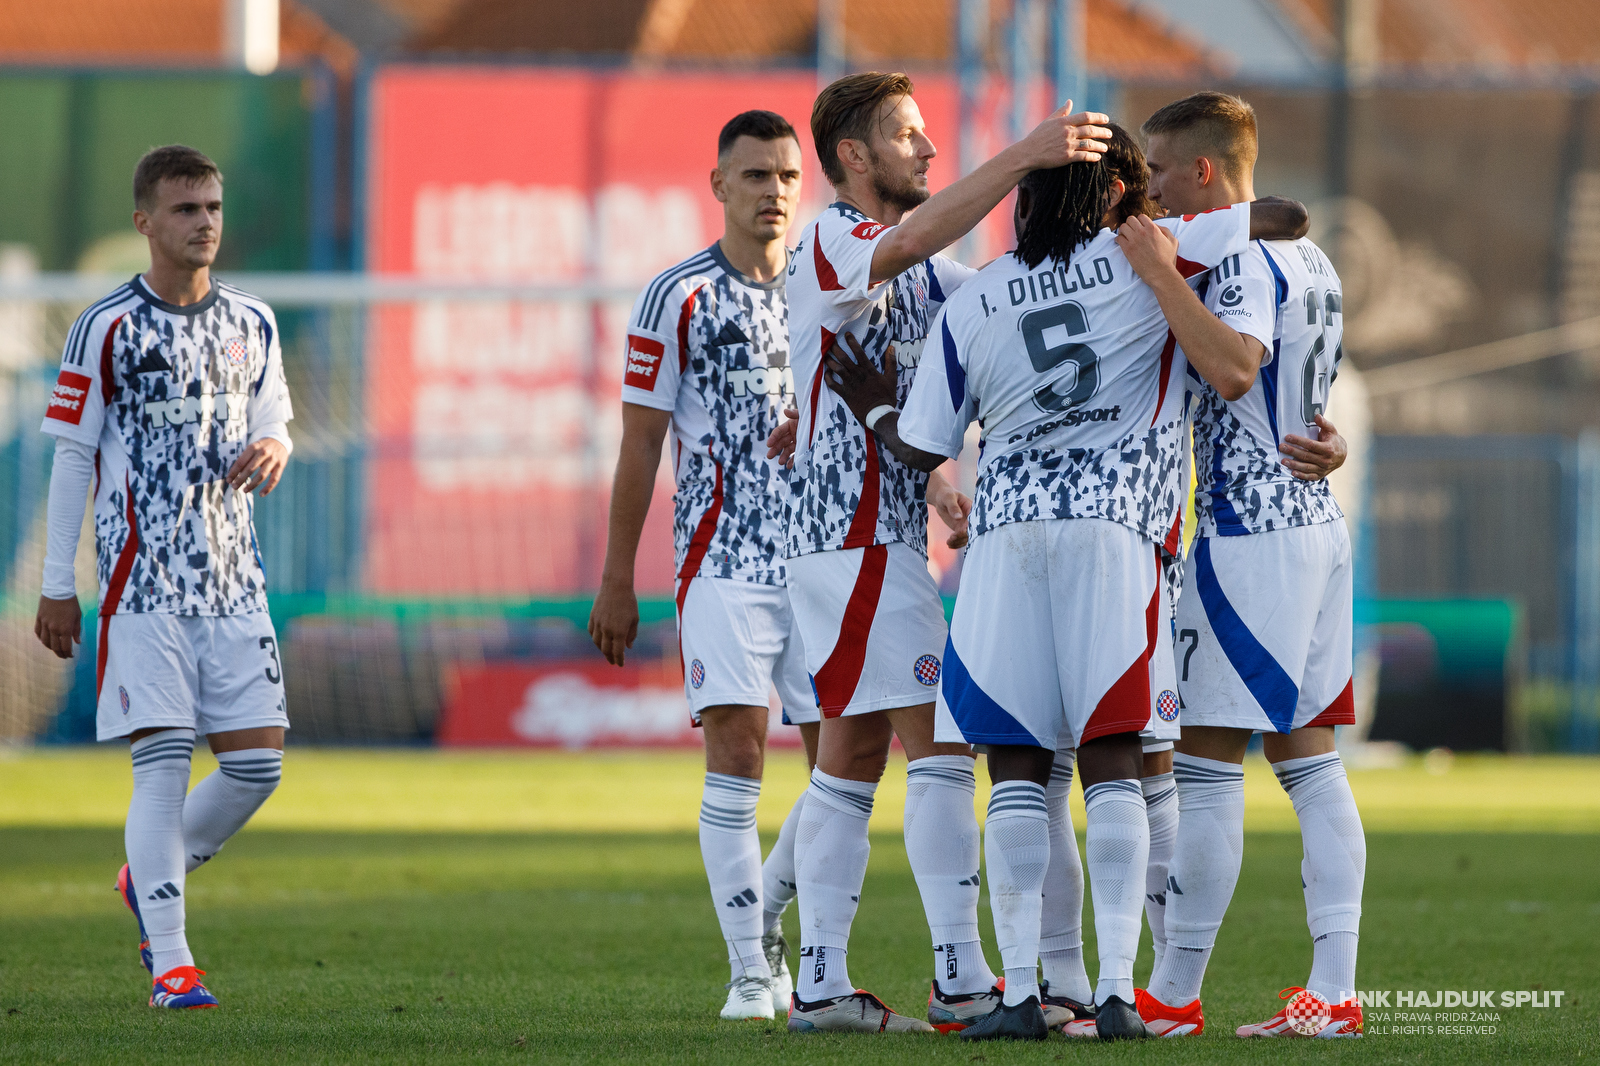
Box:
[1151,330,1177,426]
[842,431,880,550]
[1163,511,1183,557]
[100,314,126,406]
[1081,551,1160,744]
[1175,256,1207,280]
[676,285,705,374]
[814,224,844,291]
[674,462,724,682]
[813,543,889,716]
[807,327,837,445]
[96,475,141,696]
[1306,678,1356,727]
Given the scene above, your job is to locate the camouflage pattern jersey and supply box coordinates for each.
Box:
[621,243,797,585]
[40,276,293,616]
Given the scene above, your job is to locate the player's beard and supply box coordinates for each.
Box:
[867,147,929,214]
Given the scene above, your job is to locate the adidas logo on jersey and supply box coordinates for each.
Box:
[710,320,750,347]
[727,366,793,399]
[147,392,247,429]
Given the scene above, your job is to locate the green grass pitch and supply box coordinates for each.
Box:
[0,750,1595,1064]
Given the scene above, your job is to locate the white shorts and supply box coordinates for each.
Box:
[936,518,1173,749]
[1176,522,1355,734]
[786,542,948,717]
[676,576,818,725]
[97,612,290,742]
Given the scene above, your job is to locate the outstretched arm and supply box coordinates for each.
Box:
[1119,215,1262,401]
[868,103,1112,286]
[589,403,672,666]
[821,334,950,473]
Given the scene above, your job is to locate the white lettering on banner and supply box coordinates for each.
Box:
[413,382,593,490]
[412,300,588,376]
[594,184,705,282]
[413,183,588,280]
[511,673,690,748]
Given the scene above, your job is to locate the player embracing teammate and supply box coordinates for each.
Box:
[822,123,1310,1039]
[34,145,294,1009]
[779,73,1115,1033]
[1133,92,1367,1040]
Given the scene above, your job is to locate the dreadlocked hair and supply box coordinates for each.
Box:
[1013,122,1155,270]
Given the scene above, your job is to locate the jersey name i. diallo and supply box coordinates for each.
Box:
[785,201,977,559]
[1189,237,1345,536]
[897,203,1254,550]
[40,277,293,615]
[622,243,794,585]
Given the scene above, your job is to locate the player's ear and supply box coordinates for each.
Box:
[1196,156,1213,188]
[1107,179,1125,213]
[709,166,728,204]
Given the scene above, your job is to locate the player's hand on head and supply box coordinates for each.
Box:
[587,582,639,667]
[227,438,289,496]
[823,334,898,424]
[1115,215,1180,281]
[766,407,799,468]
[33,594,82,660]
[1020,101,1112,170]
[1280,415,1347,481]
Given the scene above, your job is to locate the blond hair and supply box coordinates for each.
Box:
[1141,91,1258,185]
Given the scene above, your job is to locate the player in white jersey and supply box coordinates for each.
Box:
[33,146,293,1009]
[821,121,1310,1040]
[588,112,818,1021]
[1132,92,1366,1041]
[777,71,1115,1034]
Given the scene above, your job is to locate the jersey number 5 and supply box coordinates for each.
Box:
[1020,302,1099,413]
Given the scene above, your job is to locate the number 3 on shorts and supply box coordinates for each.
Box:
[260,635,282,685]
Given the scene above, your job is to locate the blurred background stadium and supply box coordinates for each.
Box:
[2,0,1599,760]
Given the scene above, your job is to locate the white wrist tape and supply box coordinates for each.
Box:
[863,404,897,431]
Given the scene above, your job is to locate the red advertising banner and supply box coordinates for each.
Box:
[364,66,1000,597]
[436,660,806,749]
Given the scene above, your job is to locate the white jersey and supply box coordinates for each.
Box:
[621,243,793,585]
[898,203,1254,552]
[41,276,292,616]
[785,201,977,559]
[1189,237,1345,536]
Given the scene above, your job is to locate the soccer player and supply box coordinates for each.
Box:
[587,111,819,1021]
[779,71,1113,1033]
[820,123,1309,1040]
[33,145,293,1009]
[1131,91,1364,1040]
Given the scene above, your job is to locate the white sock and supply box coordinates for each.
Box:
[795,768,876,1001]
[905,755,995,995]
[761,789,806,936]
[127,729,196,976]
[1274,752,1365,1004]
[1083,778,1149,1008]
[182,748,282,872]
[1039,749,1092,1004]
[984,780,1049,1006]
[1147,753,1245,1007]
[1141,770,1178,975]
[699,772,770,980]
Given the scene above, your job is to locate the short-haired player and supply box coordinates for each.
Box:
[820,122,1309,1040]
[1131,90,1365,1040]
[34,145,294,1008]
[776,72,1115,1033]
[588,110,817,1021]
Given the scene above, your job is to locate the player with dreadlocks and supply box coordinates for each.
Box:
[820,123,1308,1041]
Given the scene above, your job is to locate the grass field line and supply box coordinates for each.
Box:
[2,748,1596,833]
